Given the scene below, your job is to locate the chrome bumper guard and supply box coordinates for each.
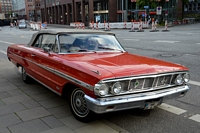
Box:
[84,85,190,114]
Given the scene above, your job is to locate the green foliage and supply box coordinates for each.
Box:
[136,0,168,9]
[180,0,189,5]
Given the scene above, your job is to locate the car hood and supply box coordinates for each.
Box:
[60,52,188,79]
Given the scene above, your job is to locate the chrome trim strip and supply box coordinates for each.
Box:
[170,74,174,84]
[99,71,188,83]
[9,52,93,90]
[142,79,145,89]
[152,77,156,88]
[28,74,61,96]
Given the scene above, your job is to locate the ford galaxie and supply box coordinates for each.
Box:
[7,29,190,122]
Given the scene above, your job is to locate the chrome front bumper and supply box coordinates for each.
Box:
[84,85,190,114]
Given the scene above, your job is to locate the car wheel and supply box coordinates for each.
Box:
[22,67,32,83]
[70,88,94,122]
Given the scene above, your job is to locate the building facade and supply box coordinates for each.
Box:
[12,0,26,19]
[39,0,183,25]
[11,0,41,21]
[34,0,41,21]
[40,0,117,25]
[184,0,200,18]
[25,0,34,20]
[0,0,12,18]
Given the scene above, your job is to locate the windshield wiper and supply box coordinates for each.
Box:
[98,46,123,52]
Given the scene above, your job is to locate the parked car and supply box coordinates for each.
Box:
[7,29,190,122]
[18,22,27,29]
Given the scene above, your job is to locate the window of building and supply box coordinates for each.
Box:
[188,4,192,11]
[192,3,196,11]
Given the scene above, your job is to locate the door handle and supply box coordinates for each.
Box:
[31,54,36,57]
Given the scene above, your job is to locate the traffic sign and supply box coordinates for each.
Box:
[156,6,162,15]
[144,6,149,9]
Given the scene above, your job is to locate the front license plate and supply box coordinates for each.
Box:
[144,101,159,110]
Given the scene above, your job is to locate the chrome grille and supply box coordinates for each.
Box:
[129,74,177,92]
[155,75,172,87]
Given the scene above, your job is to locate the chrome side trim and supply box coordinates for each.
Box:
[28,74,61,96]
[9,52,94,90]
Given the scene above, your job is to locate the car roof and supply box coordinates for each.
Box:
[27,29,115,46]
[37,29,114,35]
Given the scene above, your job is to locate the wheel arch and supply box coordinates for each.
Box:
[61,82,79,100]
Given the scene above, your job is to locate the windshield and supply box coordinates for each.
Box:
[58,34,125,53]
[20,22,26,25]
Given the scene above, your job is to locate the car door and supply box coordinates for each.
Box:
[30,34,64,94]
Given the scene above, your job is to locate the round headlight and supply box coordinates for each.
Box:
[175,74,184,85]
[183,73,190,83]
[111,82,122,95]
[99,84,109,96]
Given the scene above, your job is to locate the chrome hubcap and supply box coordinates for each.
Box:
[72,89,89,116]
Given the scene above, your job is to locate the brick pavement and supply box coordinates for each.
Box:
[0,56,129,133]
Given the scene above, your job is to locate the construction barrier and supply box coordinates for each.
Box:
[70,22,148,29]
[123,20,127,29]
[96,22,98,30]
[137,20,144,32]
[129,20,135,32]
[150,18,159,32]
[162,20,170,32]
[104,22,111,31]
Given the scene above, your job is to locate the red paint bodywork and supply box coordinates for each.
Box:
[7,44,188,98]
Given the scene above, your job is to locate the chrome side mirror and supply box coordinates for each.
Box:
[43,46,51,54]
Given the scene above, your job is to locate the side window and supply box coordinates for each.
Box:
[41,34,56,50]
[59,35,75,53]
[53,39,59,53]
[33,35,42,48]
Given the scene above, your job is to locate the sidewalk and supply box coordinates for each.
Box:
[0,55,129,132]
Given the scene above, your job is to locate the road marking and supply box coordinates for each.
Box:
[189,114,200,123]
[158,103,187,115]
[123,39,140,41]
[186,33,199,35]
[196,43,200,45]
[188,80,200,86]
[0,50,7,54]
[154,40,180,43]
[0,40,14,44]
[131,34,146,36]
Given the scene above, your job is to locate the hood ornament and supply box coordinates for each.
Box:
[91,70,101,75]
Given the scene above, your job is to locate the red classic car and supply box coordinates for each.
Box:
[7,29,190,122]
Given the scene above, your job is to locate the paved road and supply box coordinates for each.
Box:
[0,24,200,133]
